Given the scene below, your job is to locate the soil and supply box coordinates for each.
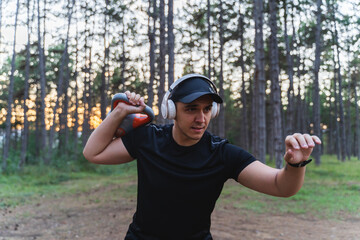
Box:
[1,181,359,240]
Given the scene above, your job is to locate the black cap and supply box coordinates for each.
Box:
[170,77,223,104]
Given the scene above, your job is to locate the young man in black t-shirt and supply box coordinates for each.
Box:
[83,74,321,240]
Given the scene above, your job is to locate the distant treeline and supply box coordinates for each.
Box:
[0,0,359,172]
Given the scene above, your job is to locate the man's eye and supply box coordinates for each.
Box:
[186,108,196,112]
[204,107,212,113]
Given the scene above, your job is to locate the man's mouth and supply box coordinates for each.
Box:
[191,126,205,131]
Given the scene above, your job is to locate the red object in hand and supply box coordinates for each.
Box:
[110,93,155,136]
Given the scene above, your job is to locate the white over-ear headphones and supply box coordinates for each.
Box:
[161,73,221,120]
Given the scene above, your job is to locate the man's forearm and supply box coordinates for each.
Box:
[275,164,306,197]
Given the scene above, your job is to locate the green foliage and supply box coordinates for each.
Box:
[0,55,27,110]
[0,42,72,113]
[0,159,137,208]
[224,88,242,144]
[0,130,88,174]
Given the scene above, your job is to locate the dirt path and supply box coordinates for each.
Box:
[1,182,359,240]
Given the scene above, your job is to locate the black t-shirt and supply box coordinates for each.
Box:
[122,124,256,239]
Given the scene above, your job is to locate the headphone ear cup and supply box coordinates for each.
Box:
[161,91,171,119]
[167,100,176,119]
[211,102,220,119]
[161,98,168,119]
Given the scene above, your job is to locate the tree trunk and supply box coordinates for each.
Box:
[42,0,46,53]
[59,51,70,152]
[253,0,266,163]
[19,0,32,170]
[81,2,93,147]
[299,58,308,134]
[72,4,80,151]
[120,22,126,91]
[345,63,351,160]
[267,96,274,162]
[36,0,49,163]
[100,0,109,120]
[168,0,174,86]
[333,54,341,160]
[35,94,41,157]
[327,91,334,155]
[239,11,249,150]
[48,0,74,159]
[354,73,360,160]
[295,56,303,133]
[207,0,211,79]
[326,0,340,160]
[333,7,346,162]
[0,0,3,51]
[312,0,322,165]
[283,0,294,136]
[205,0,215,134]
[290,1,299,136]
[157,0,166,124]
[269,0,283,169]
[2,0,20,172]
[147,0,157,108]
[218,0,225,138]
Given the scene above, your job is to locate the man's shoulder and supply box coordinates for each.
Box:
[204,131,229,151]
[146,123,172,134]
[132,123,173,141]
[205,131,227,143]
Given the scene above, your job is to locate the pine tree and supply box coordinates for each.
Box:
[100,0,110,121]
[313,0,322,165]
[48,0,75,160]
[19,0,33,169]
[239,8,249,150]
[168,0,174,86]
[253,0,266,163]
[157,0,166,124]
[147,0,157,108]
[354,70,360,160]
[2,0,20,171]
[269,0,283,169]
[283,0,294,136]
[218,0,225,138]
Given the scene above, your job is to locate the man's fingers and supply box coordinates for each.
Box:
[284,149,293,162]
[293,133,309,149]
[312,135,322,145]
[130,92,136,104]
[303,134,315,148]
[286,134,301,149]
[286,133,322,150]
[125,91,145,106]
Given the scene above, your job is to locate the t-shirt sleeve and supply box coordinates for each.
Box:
[222,143,256,181]
[121,125,148,159]
[121,129,137,159]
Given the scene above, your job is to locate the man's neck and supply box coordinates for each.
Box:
[172,124,201,147]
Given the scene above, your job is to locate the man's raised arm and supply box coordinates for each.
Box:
[83,92,145,165]
[237,133,321,197]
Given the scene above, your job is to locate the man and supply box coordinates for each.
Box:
[83,74,321,240]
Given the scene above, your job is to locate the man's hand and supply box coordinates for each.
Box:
[284,133,322,165]
[111,91,146,117]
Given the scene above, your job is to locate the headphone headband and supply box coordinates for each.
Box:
[168,73,218,97]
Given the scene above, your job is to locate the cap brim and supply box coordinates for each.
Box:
[177,92,223,104]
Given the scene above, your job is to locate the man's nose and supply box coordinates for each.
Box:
[195,110,206,122]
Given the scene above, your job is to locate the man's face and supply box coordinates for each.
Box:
[172,95,213,146]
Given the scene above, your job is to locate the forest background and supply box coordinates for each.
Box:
[0,0,360,174]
